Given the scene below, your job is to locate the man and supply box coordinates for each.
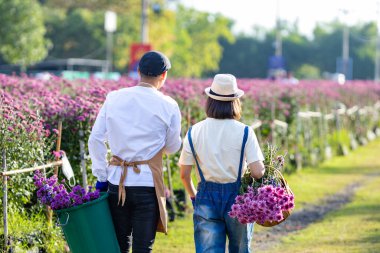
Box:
[88,51,182,253]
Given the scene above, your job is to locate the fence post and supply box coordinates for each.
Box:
[54,121,62,175]
[2,149,8,251]
[270,101,276,146]
[79,130,88,191]
[295,114,302,170]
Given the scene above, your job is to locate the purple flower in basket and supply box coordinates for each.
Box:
[33,170,100,211]
[229,144,295,225]
[229,184,295,224]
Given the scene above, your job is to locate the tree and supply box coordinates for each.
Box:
[0,0,49,68]
[43,3,234,77]
[170,6,234,77]
[218,35,272,78]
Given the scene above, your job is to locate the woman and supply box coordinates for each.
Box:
[179,74,265,253]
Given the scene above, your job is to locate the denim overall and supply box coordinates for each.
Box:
[188,126,254,253]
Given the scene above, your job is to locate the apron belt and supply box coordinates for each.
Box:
[108,156,149,206]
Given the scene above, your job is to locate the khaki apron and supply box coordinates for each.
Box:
[108,149,168,234]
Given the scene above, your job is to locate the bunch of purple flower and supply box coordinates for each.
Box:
[229,144,295,226]
[33,170,100,210]
[229,185,294,225]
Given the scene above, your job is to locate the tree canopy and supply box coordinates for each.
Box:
[0,0,378,79]
[0,0,49,68]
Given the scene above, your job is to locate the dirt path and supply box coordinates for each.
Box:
[251,173,379,252]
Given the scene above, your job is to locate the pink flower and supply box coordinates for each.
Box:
[53,151,62,159]
[276,188,285,196]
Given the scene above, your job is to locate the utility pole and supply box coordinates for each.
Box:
[338,8,350,80]
[341,9,350,79]
[104,11,117,73]
[275,0,282,56]
[141,0,149,43]
[375,1,380,82]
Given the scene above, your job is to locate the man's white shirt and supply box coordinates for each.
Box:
[88,86,182,187]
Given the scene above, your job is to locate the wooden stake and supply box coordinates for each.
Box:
[50,120,62,226]
[54,120,63,175]
[2,149,8,251]
[166,155,174,198]
[0,161,63,176]
[79,129,88,191]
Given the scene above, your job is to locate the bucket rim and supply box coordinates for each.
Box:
[54,192,108,213]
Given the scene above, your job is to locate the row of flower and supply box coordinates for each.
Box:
[2,75,379,129]
[1,74,380,205]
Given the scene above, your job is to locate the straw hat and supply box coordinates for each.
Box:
[205,74,244,101]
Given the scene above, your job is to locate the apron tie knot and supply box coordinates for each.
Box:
[109,156,148,206]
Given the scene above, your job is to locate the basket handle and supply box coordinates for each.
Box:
[56,212,70,227]
[274,169,294,196]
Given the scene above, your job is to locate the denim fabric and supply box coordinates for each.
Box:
[193,182,254,253]
[108,183,159,253]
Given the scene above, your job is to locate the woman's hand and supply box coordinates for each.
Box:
[248,160,265,179]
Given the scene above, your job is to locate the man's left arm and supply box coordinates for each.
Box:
[164,104,182,154]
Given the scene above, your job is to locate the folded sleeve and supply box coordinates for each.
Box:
[245,127,265,164]
[178,130,195,165]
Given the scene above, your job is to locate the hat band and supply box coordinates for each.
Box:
[210,89,236,98]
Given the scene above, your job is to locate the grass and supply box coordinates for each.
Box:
[264,176,380,252]
[154,139,380,252]
[155,215,195,253]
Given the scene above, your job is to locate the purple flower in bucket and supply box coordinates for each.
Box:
[33,170,100,210]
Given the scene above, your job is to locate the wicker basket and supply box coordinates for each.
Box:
[256,171,294,227]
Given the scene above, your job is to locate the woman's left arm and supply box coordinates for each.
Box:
[180,165,197,198]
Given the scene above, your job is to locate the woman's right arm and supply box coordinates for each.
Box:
[245,127,266,179]
[179,129,197,198]
[180,165,197,198]
[248,161,265,179]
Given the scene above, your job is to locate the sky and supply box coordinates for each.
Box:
[180,0,380,36]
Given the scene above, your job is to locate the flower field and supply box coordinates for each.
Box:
[0,74,380,251]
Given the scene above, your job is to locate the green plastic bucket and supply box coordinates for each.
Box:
[55,193,120,253]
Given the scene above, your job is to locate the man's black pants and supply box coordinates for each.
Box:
[108,183,159,253]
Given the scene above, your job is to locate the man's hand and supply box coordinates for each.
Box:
[95,181,108,192]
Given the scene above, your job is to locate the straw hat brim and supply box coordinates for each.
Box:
[204,87,244,101]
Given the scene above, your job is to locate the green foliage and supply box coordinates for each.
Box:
[171,6,234,77]
[44,8,105,60]
[42,3,233,77]
[328,129,351,156]
[0,211,66,252]
[0,0,49,67]
[218,34,272,77]
[0,102,55,212]
[295,64,321,79]
[219,19,377,79]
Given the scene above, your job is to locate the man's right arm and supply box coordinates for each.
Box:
[88,102,108,186]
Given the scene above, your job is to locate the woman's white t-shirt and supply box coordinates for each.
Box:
[179,118,264,183]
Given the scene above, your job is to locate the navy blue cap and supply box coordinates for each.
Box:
[138,51,171,77]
